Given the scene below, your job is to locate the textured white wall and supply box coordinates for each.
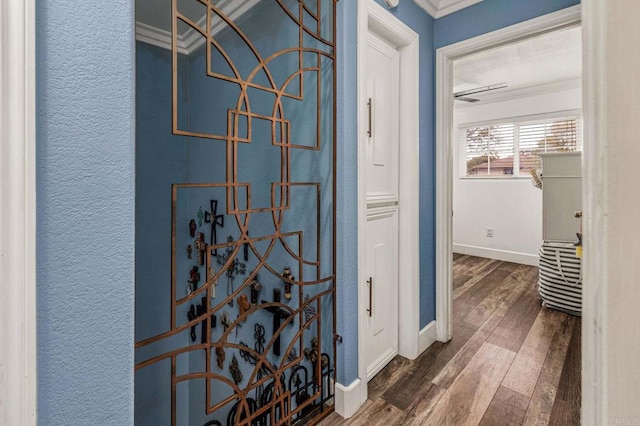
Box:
[452,85,582,261]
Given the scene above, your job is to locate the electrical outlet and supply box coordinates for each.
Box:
[486,227,494,238]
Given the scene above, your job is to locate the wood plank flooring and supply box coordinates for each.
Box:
[320,255,581,426]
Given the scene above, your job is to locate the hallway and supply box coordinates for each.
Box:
[321,255,581,425]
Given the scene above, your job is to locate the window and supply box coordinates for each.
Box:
[462,115,581,178]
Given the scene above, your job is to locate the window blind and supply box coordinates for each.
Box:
[462,116,581,178]
[465,124,514,176]
[519,119,578,173]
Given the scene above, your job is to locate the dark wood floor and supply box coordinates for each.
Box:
[321,254,581,426]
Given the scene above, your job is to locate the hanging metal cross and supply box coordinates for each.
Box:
[204,199,224,255]
[282,267,293,300]
[250,276,262,305]
[261,288,292,357]
[304,337,321,386]
[243,231,250,261]
[216,236,246,306]
[287,348,297,363]
[254,323,265,355]
[229,355,243,385]
[303,295,316,330]
[193,232,207,266]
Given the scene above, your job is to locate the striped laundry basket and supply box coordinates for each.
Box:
[538,241,582,316]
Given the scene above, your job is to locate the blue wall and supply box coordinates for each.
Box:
[135,42,191,426]
[135,43,189,343]
[435,0,580,48]
[335,0,359,387]
[36,0,135,424]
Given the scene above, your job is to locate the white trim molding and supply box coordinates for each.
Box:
[135,21,189,55]
[435,47,454,342]
[453,244,538,266]
[581,0,640,423]
[419,321,437,353]
[135,0,260,55]
[435,5,582,343]
[334,378,364,419]
[581,2,606,424]
[0,0,37,424]
[412,0,439,17]
[357,0,420,407]
[413,0,486,19]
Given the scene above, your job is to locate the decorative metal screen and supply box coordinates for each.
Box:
[135,1,337,425]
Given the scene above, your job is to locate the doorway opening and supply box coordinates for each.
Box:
[435,4,583,424]
[435,2,581,344]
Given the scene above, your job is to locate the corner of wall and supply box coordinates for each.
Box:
[334,378,365,419]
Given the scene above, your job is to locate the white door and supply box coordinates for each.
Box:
[364,31,400,381]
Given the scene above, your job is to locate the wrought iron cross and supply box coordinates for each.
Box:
[261,289,292,357]
[204,199,224,254]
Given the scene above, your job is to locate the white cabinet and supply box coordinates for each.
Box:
[540,152,582,241]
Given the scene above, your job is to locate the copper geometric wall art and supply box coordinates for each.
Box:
[135,1,337,424]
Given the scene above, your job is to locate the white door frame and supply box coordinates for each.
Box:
[0,0,37,424]
[434,5,581,342]
[436,3,610,425]
[357,0,420,406]
[581,0,612,423]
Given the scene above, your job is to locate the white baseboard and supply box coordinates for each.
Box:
[367,348,397,379]
[419,320,437,353]
[334,378,364,419]
[453,244,538,266]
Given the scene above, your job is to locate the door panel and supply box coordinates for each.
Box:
[365,211,399,379]
[364,31,401,381]
[366,34,400,202]
[373,241,385,336]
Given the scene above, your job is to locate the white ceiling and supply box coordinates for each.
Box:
[453,26,582,102]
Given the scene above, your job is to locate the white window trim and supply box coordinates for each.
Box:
[459,110,582,179]
[0,0,37,424]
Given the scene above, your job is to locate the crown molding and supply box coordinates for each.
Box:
[136,0,260,55]
[135,21,189,54]
[436,0,486,18]
[412,0,439,17]
[413,0,485,19]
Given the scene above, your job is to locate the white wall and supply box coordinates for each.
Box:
[452,82,582,264]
